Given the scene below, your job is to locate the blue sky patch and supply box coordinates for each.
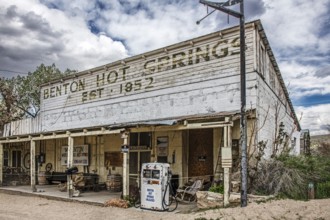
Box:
[88,20,100,34]
[293,93,330,107]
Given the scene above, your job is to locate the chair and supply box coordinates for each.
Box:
[175,179,204,203]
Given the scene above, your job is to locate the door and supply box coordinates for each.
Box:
[129,151,151,188]
[188,129,213,178]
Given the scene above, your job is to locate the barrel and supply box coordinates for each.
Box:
[38,171,47,185]
[106,174,122,192]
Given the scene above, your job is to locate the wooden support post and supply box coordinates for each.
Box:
[67,136,74,198]
[0,143,3,186]
[223,117,231,207]
[224,167,230,206]
[121,131,129,198]
[30,140,37,192]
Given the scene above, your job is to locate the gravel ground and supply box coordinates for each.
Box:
[0,191,329,220]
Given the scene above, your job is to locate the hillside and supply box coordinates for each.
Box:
[311,134,330,146]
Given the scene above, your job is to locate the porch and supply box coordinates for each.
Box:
[0,184,120,205]
[0,184,197,212]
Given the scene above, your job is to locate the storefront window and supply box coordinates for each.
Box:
[3,150,9,167]
[12,150,22,167]
[130,132,152,147]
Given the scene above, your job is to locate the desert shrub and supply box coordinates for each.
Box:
[209,184,224,194]
[250,158,309,199]
[316,181,330,199]
[277,155,330,183]
[250,154,330,200]
[316,142,330,157]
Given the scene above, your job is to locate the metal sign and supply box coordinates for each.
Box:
[121,145,129,153]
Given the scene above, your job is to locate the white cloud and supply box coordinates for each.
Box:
[279,61,330,99]
[261,0,329,52]
[0,0,128,73]
[95,1,214,55]
[296,104,330,135]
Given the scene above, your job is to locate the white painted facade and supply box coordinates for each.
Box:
[39,24,257,132]
[254,25,300,158]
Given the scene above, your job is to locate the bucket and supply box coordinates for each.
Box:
[106,174,122,192]
[38,171,47,185]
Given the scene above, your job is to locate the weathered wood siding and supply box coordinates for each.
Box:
[255,31,298,158]
[40,25,257,132]
[2,116,41,137]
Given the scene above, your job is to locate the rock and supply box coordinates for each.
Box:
[229,192,275,204]
[231,181,240,193]
[248,194,275,202]
[196,191,223,209]
[229,193,241,204]
[197,191,275,209]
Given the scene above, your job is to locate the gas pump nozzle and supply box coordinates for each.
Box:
[168,170,172,180]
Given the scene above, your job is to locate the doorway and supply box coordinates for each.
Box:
[129,150,151,188]
[188,129,214,179]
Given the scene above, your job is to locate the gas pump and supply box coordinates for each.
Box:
[140,163,177,211]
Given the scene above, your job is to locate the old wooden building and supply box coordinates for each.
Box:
[0,20,300,197]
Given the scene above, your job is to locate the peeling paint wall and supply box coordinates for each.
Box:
[255,35,298,158]
[40,25,257,132]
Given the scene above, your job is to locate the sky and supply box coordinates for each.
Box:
[0,0,329,135]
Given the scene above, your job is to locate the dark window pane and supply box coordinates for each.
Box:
[129,152,138,174]
[140,132,151,147]
[17,151,21,167]
[12,151,17,167]
[11,150,22,167]
[4,151,9,166]
[130,133,139,146]
[157,156,168,163]
[140,151,150,170]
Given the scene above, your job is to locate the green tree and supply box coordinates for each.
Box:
[0,77,23,126]
[0,64,76,128]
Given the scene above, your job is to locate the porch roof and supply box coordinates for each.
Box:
[0,110,246,144]
[109,110,242,130]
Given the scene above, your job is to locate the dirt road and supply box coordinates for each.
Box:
[0,192,329,220]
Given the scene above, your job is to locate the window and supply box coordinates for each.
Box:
[259,44,266,77]
[3,150,9,167]
[130,132,152,148]
[12,150,22,167]
[269,65,276,90]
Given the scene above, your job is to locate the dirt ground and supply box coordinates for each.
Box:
[0,192,329,220]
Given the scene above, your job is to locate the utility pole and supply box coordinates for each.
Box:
[198,0,248,207]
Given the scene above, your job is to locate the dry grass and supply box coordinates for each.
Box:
[104,198,130,208]
[251,159,309,199]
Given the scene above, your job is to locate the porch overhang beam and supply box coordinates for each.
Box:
[183,121,234,129]
[0,128,122,144]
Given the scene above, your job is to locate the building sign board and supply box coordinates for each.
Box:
[40,27,255,131]
[42,37,240,106]
[61,145,89,166]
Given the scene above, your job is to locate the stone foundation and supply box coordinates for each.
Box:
[196,191,223,209]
